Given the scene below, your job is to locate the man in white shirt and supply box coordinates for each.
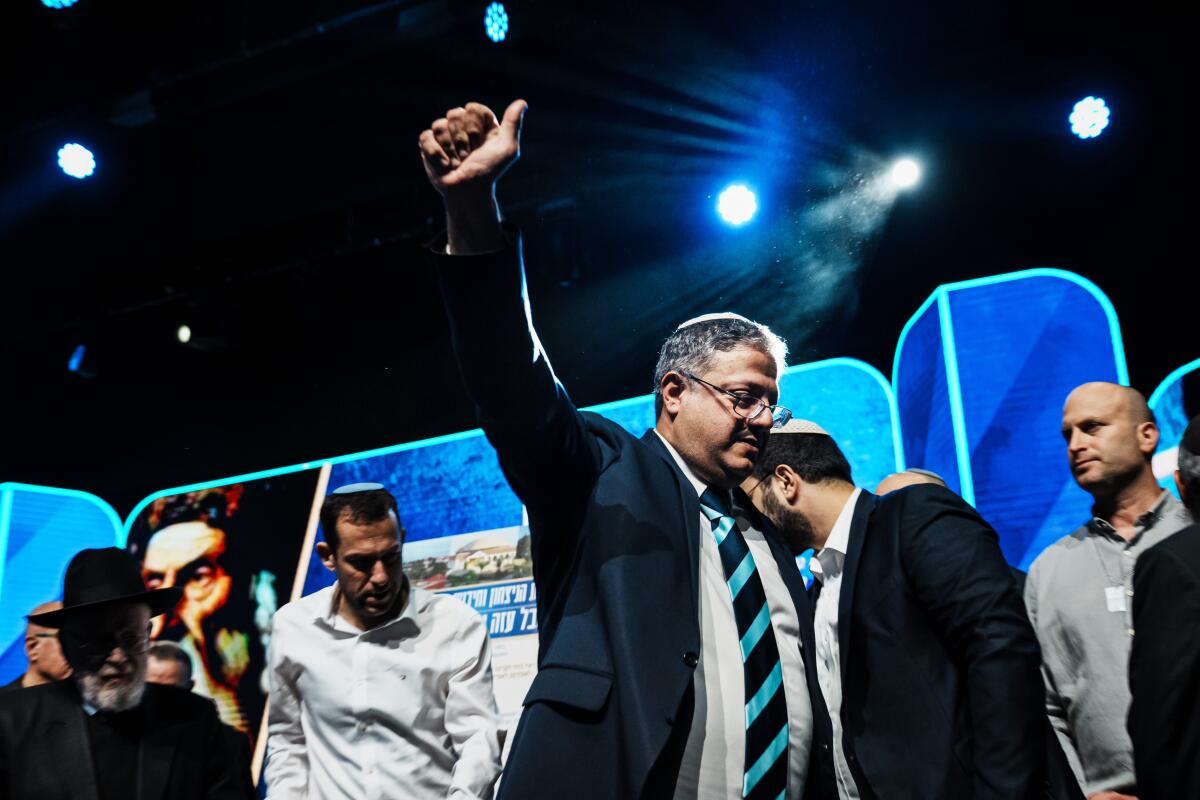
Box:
[264,483,503,800]
[747,421,1046,799]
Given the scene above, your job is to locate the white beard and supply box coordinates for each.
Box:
[76,665,147,712]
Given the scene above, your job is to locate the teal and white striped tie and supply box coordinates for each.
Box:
[700,488,789,800]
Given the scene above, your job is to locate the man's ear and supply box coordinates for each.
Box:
[659,371,687,418]
[1137,421,1160,456]
[774,464,802,504]
[317,541,336,573]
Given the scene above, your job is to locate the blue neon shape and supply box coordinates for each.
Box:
[893,268,1128,515]
[1148,357,1200,411]
[1147,357,1200,498]
[0,483,124,659]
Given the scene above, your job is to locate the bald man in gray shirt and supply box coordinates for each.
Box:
[1025,383,1192,799]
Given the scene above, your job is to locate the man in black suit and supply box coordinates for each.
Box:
[418,101,833,798]
[746,420,1045,799]
[1128,414,1200,799]
[0,547,250,800]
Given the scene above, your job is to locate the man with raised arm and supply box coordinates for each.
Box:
[417,100,833,800]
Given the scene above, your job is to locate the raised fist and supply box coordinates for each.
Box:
[418,100,527,198]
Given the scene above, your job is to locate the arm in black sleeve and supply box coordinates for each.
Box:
[430,231,602,557]
[899,485,1045,800]
[1128,539,1200,800]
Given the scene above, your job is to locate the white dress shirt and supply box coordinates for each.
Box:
[655,433,812,800]
[809,488,863,800]
[265,582,503,800]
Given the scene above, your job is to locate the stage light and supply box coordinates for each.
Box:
[484,2,508,42]
[41,0,79,8]
[717,184,757,225]
[57,143,95,179]
[1070,96,1110,139]
[177,324,192,344]
[67,344,86,373]
[889,158,921,190]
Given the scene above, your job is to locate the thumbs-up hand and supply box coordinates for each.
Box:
[419,100,527,199]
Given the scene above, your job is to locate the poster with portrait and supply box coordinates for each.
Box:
[125,472,320,743]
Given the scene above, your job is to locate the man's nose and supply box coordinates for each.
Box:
[747,406,773,430]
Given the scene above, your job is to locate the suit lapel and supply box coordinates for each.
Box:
[641,430,702,615]
[837,491,876,684]
[42,685,101,800]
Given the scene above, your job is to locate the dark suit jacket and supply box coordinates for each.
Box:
[433,234,834,799]
[1128,522,1200,800]
[810,486,1046,799]
[0,680,251,800]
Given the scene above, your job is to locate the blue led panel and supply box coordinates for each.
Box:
[894,270,1127,568]
[0,483,124,685]
[1148,357,1200,497]
[894,295,965,497]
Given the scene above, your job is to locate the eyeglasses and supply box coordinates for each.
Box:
[680,371,792,428]
[60,626,150,670]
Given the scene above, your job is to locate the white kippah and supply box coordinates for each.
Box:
[675,312,753,330]
[770,419,829,436]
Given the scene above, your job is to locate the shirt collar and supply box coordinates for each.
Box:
[654,430,708,498]
[810,487,863,580]
[1086,490,1175,540]
[319,577,426,635]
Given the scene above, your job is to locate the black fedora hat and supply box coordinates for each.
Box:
[28,548,182,627]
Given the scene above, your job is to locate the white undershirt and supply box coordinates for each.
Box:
[809,488,863,800]
[656,433,812,800]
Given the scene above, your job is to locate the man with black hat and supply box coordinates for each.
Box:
[0,547,251,799]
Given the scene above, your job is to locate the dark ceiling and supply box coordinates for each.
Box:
[0,0,1191,514]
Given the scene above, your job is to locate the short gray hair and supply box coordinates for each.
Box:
[652,313,788,415]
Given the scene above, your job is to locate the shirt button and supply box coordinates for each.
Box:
[682,652,699,668]
[1126,589,1134,597]
[1128,628,1135,637]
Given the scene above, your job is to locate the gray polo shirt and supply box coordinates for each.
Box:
[1025,491,1193,795]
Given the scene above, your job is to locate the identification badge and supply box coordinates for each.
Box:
[1105,586,1127,613]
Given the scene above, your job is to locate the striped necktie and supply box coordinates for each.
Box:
[700,488,789,800]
